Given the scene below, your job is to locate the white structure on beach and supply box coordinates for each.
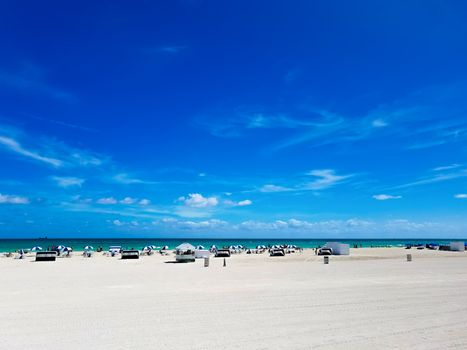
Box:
[194,249,210,259]
[324,242,350,255]
[175,243,196,262]
[450,242,465,251]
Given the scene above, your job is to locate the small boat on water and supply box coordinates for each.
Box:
[175,243,196,263]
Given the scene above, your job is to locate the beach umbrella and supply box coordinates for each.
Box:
[161,245,169,250]
[84,245,94,250]
[142,246,152,251]
[56,245,66,250]
[196,245,205,250]
[150,245,159,250]
[31,246,43,251]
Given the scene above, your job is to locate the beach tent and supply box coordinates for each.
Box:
[450,242,465,251]
[195,249,210,259]
[325,242,350,255]
[176,243,195,251]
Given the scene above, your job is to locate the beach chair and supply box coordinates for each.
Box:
[121,250,139,259]
[35,251,58,261]
[215,249,231,258]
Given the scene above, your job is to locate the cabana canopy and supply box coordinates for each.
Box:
[176,243,195,251]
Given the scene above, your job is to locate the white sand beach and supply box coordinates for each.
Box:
[2,248,467,349]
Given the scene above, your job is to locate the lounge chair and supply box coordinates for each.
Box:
[121,250,139,259]
[35,251,58,261]
[215,249,231,258]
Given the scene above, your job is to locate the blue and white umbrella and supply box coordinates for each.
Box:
[142,246,152,251]
[31,246,43,251]
[196,245,205,250]
[150,245,159,250]
[84,245,94,250]
[161,245,169,250]
[56,245,66,250]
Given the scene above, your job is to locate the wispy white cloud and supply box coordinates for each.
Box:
[259,169,354,194]
[0,135,63,167]
[178,193,218,208]
[113,219,124,226]
[373,194,402,201]
[112,173,158,185]
[52,176,85,188]
[225,199,252,207]
[394,168,467,189]
[259,184,292,193]
[139,199,151,206]
[197,83,467,152]
[154,218,228,230]
[454,194,467,199]
[119,197,136,204]
[196,107,327,138]
[237,218,443,235]
[71,195,92,204]
[371,119,388,128]
[305,169,353,190]
[432,164,462,171]
[97,197,118,205]
[0,193,29,204]
[0,125,105,168]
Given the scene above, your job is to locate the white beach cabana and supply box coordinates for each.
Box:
[450,242,465,251]
[175,243,196,262]
[324,242,350,255]
[195,249,210,259]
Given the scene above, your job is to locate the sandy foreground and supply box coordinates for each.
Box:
[1,248,467,350]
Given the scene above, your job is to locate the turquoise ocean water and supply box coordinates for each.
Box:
[0,238,465,252]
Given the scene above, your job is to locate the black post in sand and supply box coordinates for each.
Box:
[223,257,226,267]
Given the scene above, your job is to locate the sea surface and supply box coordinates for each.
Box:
[0,238,465,252]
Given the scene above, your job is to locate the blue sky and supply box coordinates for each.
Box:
[1,0,467,238]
